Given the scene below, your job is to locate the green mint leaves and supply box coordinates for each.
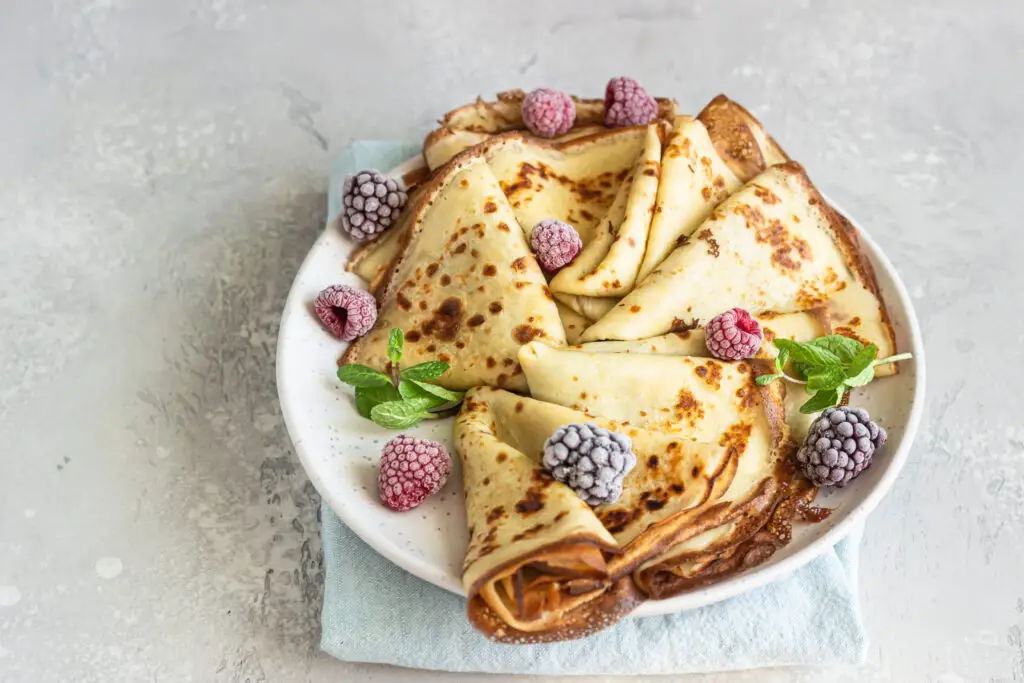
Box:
[337,327,464,429]
[755,334,912,414]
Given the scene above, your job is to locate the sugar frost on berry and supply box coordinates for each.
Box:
[542,423,636,506]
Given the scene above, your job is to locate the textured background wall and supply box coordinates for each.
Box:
[1,1,1022,681]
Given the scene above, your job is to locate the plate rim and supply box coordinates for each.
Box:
[277,153,927,617]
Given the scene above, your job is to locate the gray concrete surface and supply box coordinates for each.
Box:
[1,0,1022,681]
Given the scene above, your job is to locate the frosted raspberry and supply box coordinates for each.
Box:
[313,284,378,341]
[530,219,582,273]
[340,170,407,241]
[604,77,658,127]
[706,308,763,360]
[378,435,452,511]
[521,88,576,138]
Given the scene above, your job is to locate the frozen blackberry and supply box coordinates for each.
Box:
[542,423,636,506]
[796,407,887,487]
[340,170,407,241]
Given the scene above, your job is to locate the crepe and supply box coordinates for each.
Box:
[348,128,651,312]
[579,162,897,375]
[424,89,679,170]
[341,147,566,392]
[547,122,662,299]
[481,129,649,245]
[516,341,808,596]
[573,310,830,439]
[456,385,784,641]
[637,97,789,282]
[520,341,764,438]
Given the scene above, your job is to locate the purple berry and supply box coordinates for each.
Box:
[530,219,582,273]
[340,170,408,241]
[522,88,576,138]
[543,423,636,506]
[314,284,377,341]
[604,77,658,128]
[796,407,886,487]
[705,308,763,360]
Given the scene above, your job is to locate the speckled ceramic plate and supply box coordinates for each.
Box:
[277,154,926,617]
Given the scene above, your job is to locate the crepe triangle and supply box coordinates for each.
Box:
[341,150,565,392]
[637,96,790,282]
[548,123,662,298]
[573,310,830,439]
[579,162,897,375]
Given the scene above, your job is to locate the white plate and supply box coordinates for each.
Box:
[277,154,926,617]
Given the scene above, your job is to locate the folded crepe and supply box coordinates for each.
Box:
[517,341,813,599]
[348,128,651,317]
[455,385,787,641]
[341,147,565,392]
[580,162,898,375]
[548,123,662,299]
[637,96,789,282]
[573,310,830,439]
[481,129,649,245]
[424,89,679,170]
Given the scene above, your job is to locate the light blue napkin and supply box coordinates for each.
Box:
[319,142,868,675]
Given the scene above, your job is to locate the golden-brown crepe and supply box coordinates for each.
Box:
[573,310,830,439]
[637,96,789,282]
[455,385,788,641]
[424,89,679,170]
[515,343,806,599]
[549,123,662,298]
[579,162,898,375]
[341,147,565,391]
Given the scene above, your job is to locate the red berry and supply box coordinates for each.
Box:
[706,308,763,360]
[604,77,658,128]
[314,285,377,341]
[530,219,582,272]
[378,435,452,512]
[521,88,576,138]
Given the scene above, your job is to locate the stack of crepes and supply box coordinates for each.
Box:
[341,92,897,642]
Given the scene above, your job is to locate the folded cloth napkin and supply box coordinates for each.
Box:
[318,142,868,675]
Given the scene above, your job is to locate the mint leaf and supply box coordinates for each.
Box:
[809,335,863,363]
[354,384,401,418]
[847,343,877,376]
[845,366,875,388]
[400,361,450,382]
[409,379,464,404]
[756,374,781,386]
[387,328,404,365]
[799,387,845,414]
[774,339,843,367]
[806,366,847,392]
[337,364,392,388]
[774,347,791,375]
[370,397,436,429]
[792,360,813,381]
[397,380,448,408]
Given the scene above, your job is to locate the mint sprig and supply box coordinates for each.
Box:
[755,334,912,413]
[337,327,464,429]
